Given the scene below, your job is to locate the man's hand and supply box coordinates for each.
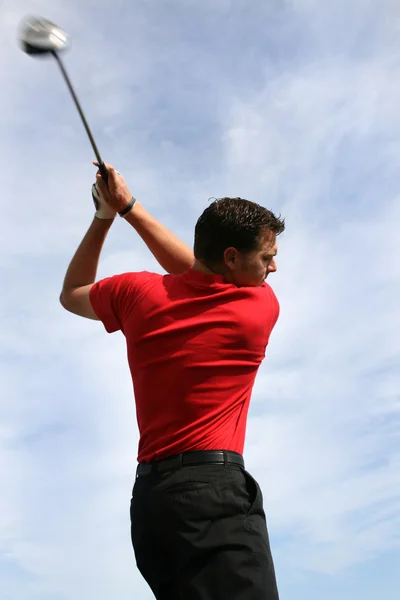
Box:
[94,162,136,216]
[92,180,116,220]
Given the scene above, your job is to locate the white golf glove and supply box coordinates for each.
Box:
[92,181,116,220]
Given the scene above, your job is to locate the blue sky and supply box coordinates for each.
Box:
[1,0,399,599]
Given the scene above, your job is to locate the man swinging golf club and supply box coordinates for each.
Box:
[60,163,285,600]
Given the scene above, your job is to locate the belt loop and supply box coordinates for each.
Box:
[179,453,183,469]
[223,451,228,468]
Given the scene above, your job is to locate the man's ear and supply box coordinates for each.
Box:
[223,247,239,272]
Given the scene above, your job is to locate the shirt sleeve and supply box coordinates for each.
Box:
[89,271,154,334]
[262,282,280,338]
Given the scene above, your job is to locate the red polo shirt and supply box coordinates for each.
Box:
[90,268,279,462]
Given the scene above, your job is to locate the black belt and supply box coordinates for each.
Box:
[136,450,245,477]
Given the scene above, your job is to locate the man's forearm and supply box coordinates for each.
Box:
[61,217,113,293]
[124,203,194,274]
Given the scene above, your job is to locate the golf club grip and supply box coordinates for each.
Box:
[99,162,108,183]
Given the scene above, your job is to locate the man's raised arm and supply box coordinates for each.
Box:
[123,202,194,275]
[60,217,111,319]
[96,163,194,275]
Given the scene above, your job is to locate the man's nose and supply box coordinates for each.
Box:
[268,258,277,273]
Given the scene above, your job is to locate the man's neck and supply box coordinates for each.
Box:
[191,259,215,275]
[192,259,232,282]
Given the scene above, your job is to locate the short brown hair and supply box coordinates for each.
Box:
[193,197,285,265]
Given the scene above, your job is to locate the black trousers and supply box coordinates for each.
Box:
[130,461,280,599]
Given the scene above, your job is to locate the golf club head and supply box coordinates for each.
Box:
[19,16,69,56]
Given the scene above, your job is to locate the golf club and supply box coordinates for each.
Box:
[18,16,108,181]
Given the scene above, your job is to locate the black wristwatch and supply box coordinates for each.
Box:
[118,196,137,217]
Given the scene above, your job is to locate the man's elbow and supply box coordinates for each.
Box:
[59,288,78,314]
[59,290,71,312]
[58,285,99,321]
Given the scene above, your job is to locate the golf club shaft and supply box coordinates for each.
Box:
[51,51,108,182]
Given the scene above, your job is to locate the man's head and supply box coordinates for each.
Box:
[193,197,285,287]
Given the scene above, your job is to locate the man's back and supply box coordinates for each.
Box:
[90,268,279,461]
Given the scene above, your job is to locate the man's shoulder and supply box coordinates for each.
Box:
[111,270,164,284]
[93,270,165,298]
[261,281,279,298]
[243,282,280,322]
[241,281,279,303]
